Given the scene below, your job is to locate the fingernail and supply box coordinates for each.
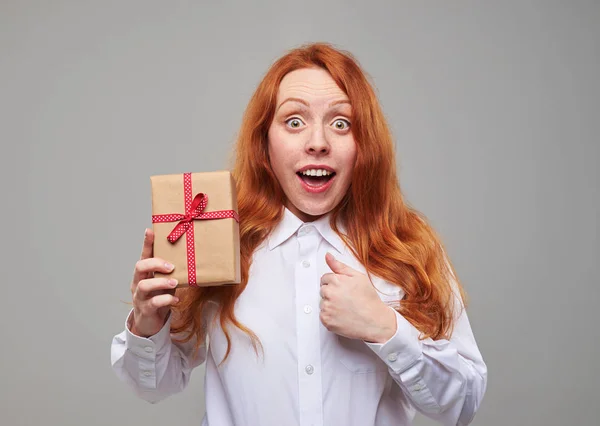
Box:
[173,297,180,303]
[144,229,147,237]
[165,262,174,271]
[169,279,178,287]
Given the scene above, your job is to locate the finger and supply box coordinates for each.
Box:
[136,277,178,298]
[134,257,175,284]
[320,285,331,300]
[143,293,179,313]
[325,252,355,276]
[319,298,331,316]
[320,273,337,286]
[140,228,155,260]
[147,286,176,300]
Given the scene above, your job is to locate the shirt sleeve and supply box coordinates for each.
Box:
[110,309,207,404]
[365,296,488,425]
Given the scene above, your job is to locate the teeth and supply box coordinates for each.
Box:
[300,169,333,176]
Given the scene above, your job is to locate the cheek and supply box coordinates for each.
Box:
[267,129,292,175]
[341,141,358,174]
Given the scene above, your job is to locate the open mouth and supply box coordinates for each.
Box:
[296,168,336,188]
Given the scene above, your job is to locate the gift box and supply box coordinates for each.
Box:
[150,170,241,287]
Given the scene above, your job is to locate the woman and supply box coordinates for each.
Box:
[111,43,487,426]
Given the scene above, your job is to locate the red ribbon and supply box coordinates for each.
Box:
[151,173,239,286]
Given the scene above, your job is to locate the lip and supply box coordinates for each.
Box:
[296,172,336,194]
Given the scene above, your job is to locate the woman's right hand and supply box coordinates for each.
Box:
[129,228,179,338]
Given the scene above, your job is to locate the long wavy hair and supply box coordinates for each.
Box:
[170,42,467,363]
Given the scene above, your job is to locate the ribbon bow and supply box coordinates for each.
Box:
[152,191,239,243]
[164,192,208,243]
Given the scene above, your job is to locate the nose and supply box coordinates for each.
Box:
[305,126,330,155]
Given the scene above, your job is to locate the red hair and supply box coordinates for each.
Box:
[171,42,467,363]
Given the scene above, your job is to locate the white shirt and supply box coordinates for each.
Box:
[111,207,487,426]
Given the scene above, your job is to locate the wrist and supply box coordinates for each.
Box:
[130,323,149,338]
[128,312,151,338]
[366,305,397,344]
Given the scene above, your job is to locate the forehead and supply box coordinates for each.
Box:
[277,68,349,104]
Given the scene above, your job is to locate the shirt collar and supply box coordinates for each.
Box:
[267,207,347,254]
[267,207,303,250]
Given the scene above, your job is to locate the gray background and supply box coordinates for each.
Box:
[1,1,598,425]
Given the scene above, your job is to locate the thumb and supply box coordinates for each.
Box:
[325,252,354,276]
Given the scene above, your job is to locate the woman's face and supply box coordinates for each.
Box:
[267,67,357,222]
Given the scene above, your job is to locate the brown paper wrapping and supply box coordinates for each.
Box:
[150,170,240,287]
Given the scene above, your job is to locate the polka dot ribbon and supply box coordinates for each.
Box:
[151,172,239,286]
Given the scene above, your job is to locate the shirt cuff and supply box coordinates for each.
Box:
[124,309,173,359]
[365,308,423,373]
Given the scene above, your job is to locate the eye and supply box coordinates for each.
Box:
[285,118,305,129]
[333,119,350,130]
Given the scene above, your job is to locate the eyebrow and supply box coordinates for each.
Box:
[275,97,351,112]
[329,99,351,107]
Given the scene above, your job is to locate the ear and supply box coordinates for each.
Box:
[325,252,355,276]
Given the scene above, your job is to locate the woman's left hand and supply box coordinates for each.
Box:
[320,253,398,343]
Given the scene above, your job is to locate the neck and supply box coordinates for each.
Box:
[285,203,326,223]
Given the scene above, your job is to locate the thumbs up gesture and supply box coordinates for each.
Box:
[320,253,398,343]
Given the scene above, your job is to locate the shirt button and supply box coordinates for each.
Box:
[299,226,313,236]
[304,305,312,314]
[143,371,152,377]
[144,346,153,353]
[305,364,314,375]
[413,383,423,392]
[387,353,398,362]
[302,260,311,268]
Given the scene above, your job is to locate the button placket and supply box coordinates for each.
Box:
[138,362,156,388]
[295,226,324,425]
